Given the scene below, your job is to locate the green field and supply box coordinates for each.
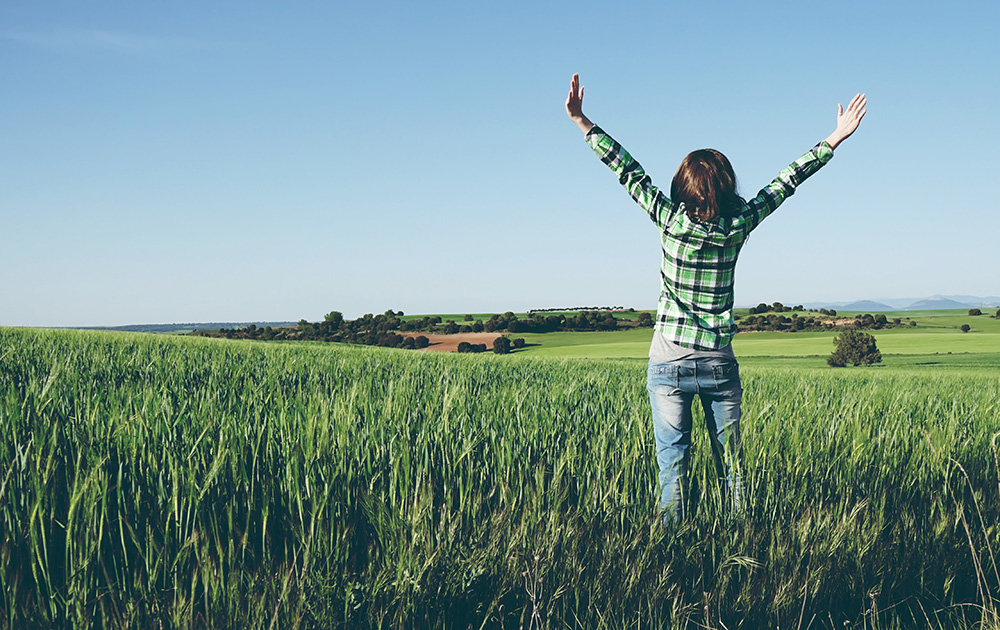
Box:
[513,310,1000,362]
[2,326,999,628]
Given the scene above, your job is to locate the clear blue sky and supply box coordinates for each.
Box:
[3,1,997,326]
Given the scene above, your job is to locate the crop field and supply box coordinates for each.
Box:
[2,327,1000,629]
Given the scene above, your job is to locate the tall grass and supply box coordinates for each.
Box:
[1,328,998,628]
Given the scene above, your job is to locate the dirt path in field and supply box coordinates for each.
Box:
[408,332,504,352]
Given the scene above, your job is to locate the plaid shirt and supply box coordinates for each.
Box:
[585,125,834,350]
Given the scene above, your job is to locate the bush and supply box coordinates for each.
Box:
[828,329,881,367]
[492,336,511,355]
[969,308,982,316]
[961,324,971,333]
[457,341,472,353]
[415,336,429,349]
[513,338,525,349]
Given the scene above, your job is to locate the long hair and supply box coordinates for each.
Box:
[670,149,744,223]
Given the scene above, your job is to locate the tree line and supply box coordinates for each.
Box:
[200,310,531,354]
[738,307,910,333]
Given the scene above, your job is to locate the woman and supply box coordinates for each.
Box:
[565,73,866,522]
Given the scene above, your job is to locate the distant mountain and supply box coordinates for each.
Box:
[902,297,973,311]
[929,294,1000,308]
[746,295,1000,311]
[841,300,894,311]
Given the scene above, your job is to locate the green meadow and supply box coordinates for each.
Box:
[2,313,999,628]
[514,309,1000,362]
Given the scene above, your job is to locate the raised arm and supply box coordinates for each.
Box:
[738,93,868,234]
[565,73,594,134]
[824,93,867,150]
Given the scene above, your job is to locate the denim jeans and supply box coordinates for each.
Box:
[647,359,743,522]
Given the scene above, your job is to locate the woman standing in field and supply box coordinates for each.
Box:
[565,73,866,523]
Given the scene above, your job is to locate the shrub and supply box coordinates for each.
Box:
[828,329,882,367]
[969,308,982,316]
[513,338,525,349]
[493,336,511,355]
[961,324,971,333]
[415,336,429,349]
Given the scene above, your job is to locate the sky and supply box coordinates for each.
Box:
[2,0,998,327]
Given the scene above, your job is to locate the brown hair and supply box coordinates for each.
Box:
[670,149,744,223]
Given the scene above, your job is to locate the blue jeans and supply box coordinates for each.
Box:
[647,359,743,522]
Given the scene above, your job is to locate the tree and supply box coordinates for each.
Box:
[457,341,472,353]
[828,329,882,367]
[513,338,525,349]
[961,324,971,333]
[969,308,982,316]
[492,336,511,354]
[464,314,474,321]
[415,335,429,349]
[324,311,344,328]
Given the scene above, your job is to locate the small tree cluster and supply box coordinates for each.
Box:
[968,308,982,316]
[747,301,805,315]
[828,329,882,367]
[457,342,488,353]
[740,313,833,332]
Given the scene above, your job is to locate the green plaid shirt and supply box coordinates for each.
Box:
[585,125,834,350]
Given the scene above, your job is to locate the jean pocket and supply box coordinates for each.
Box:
[647,363,679,391]
[711,362,742,393]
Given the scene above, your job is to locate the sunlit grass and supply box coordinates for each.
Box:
[2,328,998,628]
